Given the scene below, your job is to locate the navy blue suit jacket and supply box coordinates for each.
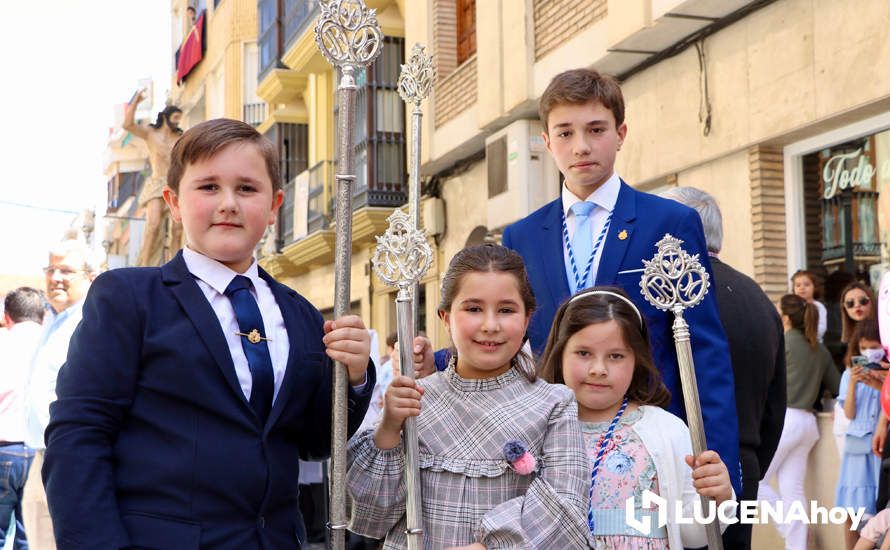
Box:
[502,182,741,494]
[43,252,373,549]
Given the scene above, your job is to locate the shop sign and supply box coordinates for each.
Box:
[823,148,890,200]
[823,148,873,199]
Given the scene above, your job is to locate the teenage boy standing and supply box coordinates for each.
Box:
[503,68,741,495]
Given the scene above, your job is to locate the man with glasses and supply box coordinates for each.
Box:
[23,240,96,547]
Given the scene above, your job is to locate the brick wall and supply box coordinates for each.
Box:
[434,56,477,127]
[749,145,787,302]
[534,0,606,60]
[433,0,458,80]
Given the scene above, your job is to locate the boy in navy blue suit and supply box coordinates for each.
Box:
[43,119,375,549]
[419,69,742,496]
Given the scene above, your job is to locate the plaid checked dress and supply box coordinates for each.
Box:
[347,365,590,549]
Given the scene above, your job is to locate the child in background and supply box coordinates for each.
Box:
[539,287,734,549]
[347,244,589,549]
[792,270,827,342]
[836,283,878,457]
[838,320,885,550]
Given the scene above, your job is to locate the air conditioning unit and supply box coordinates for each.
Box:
[485,119,560,231]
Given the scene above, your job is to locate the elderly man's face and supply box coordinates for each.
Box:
[44,252,91,313]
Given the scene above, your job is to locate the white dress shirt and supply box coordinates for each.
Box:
[0,321,43,443]
[25,302,85,449]
[182,247,290,403]
[561,171,622,288]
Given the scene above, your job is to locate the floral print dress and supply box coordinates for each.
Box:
[581,408,670,549]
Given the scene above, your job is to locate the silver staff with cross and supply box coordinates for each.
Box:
[313,2,382,548]
[639,234,724,550]
[368,42,436,550]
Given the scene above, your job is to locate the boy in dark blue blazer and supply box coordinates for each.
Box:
[424,69,742,496]
[506,68,741,495]
[43,119,375,549]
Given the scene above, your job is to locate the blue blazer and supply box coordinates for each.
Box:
[43,252,373,549]
[502,182,742,494]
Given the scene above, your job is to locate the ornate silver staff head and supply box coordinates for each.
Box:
[640,234,710,314]
[371,209,433,299]
[314,0,383,85]
[398,43,435,107]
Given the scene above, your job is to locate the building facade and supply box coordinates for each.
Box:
[159,1,890,348]
[252,0,890,358]
[103,97,152,269]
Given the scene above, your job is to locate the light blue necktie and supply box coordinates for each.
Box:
[571,201,596,288]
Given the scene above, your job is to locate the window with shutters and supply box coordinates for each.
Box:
[456,0,476,65]
[333,36,407,211]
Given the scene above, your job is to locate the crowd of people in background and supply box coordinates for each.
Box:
[0,239,96,548]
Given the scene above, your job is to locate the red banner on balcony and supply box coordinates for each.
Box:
[176,11,205,84]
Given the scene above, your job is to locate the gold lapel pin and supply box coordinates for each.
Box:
[618,229,628,241]
[235,329,271,344]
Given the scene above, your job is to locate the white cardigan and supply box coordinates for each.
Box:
[629,405,736,549]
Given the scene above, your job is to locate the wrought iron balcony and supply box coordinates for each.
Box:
[259,0,319,81]
[283,0,318,52]
[308,160,332,234]
[243,102,267,127]
[279,176,296,246]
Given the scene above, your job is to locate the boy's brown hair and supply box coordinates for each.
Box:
[539,68,625,132]
[167,118,281,193]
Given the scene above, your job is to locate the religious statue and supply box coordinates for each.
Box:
[123,90,183,266]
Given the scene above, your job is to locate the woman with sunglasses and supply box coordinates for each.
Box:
[834,282,877,458]
[841,283,876,348]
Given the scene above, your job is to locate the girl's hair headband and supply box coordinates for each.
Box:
[569,290,644,329]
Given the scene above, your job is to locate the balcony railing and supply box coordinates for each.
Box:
[308,160,333,234]
[107,171,146,212]
[278,155,413,249]
[283,0,318,52]
[279,176,296,246]
[243,102,266,127]
[258,0,281,80]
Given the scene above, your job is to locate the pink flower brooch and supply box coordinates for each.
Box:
[503,440,537,475]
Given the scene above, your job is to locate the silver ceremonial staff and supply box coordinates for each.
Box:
[399,43,435,333]
[369,43,435,550]
[313,2,382,549]
[639,234,723,550]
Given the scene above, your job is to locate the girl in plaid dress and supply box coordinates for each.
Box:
[347,244,590,549]
[539,287,735,549]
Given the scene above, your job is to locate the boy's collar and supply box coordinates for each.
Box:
[561,172,621,214]
[182,246,260,295]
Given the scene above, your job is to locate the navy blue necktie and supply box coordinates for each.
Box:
[225,275,274,424]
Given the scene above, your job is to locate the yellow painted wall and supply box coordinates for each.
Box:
[307,72,335,165]
[278,246,373,319]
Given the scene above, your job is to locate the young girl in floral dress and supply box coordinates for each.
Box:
[540,287,735,549]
